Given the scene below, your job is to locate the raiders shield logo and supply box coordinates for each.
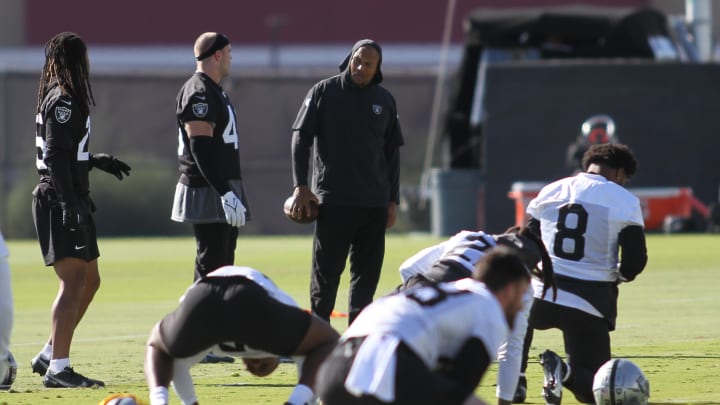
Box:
[192,102,208,118]
[55,106,71,123]
[372,104,383,115]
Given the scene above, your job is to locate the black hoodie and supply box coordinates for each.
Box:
[339,39,384,85]
[291,39,404,207]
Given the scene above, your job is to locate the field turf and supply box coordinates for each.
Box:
[2,233,719,404]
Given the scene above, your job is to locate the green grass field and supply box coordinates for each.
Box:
[2,234,719,404]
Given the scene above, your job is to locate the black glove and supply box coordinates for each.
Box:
[91,153,131,180]
[62,207,83,231]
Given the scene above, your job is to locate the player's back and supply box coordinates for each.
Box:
[528,173,643,282]
[436,230,496,273]
[343,279,507,369]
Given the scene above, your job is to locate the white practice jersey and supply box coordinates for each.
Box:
[398,230,534,401]
[527,173,643,282]
[343,278,508,370]
[398,230,496,282]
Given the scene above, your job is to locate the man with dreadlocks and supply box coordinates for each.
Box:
[31,32,131,388]
[397,226,556,405]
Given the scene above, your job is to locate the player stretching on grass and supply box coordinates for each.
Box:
[397,226,555,405]
[316,248,531,405]
[145,266,338,405]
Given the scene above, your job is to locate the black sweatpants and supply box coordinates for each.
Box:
[310,205,387,324]
[192,222,238,280]
[521,299,611,403]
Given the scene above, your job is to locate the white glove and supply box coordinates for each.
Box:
[221,191,246,227]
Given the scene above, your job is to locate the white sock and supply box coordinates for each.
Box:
[40,343,53,359]
[150,386,169,405]
[48,358,70,374]
[287,384,313,405]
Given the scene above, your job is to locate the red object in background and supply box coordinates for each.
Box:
[508,182,709,231]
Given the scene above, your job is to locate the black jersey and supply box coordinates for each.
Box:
[35,83,91,209]
[292,73,404,207]
[176,72,242,187]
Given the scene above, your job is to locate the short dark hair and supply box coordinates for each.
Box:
[582,143,638,177]
[472,246,530,292]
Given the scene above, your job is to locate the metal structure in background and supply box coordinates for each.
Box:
[421,0,457,205]
[448,5,698,170]
[430,4,717,235]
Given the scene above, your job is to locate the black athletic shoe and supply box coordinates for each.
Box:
[0,352,17,390]
[540,350,563,405]
[30,353,49,376]
[199,352,235,364]
[513,375,527,403]
[43,367,105,388]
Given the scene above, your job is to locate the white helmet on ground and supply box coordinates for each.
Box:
[593,358,650,405]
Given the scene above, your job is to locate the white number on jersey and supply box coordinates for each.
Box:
[77,117,91,161]
[442,233,494,264]
[35,114,46,170]
[177,128,185,156]
[35,115,90,170]
[222,105,239,150]
[406,283,468,306]
[177,106,239,154]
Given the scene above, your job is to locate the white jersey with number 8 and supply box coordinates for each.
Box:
[527,172,643,282]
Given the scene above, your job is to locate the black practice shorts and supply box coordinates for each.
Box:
[32,183,99,266]
[158,276,312,358]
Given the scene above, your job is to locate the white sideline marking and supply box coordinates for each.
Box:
[14,334,147,346]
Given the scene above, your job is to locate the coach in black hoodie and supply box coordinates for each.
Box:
[290,39,404,324]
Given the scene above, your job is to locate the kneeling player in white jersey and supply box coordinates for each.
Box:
[144,266,339,405]
[397,226,555,405]
[316,247,531,405]
[521,143,648,405]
